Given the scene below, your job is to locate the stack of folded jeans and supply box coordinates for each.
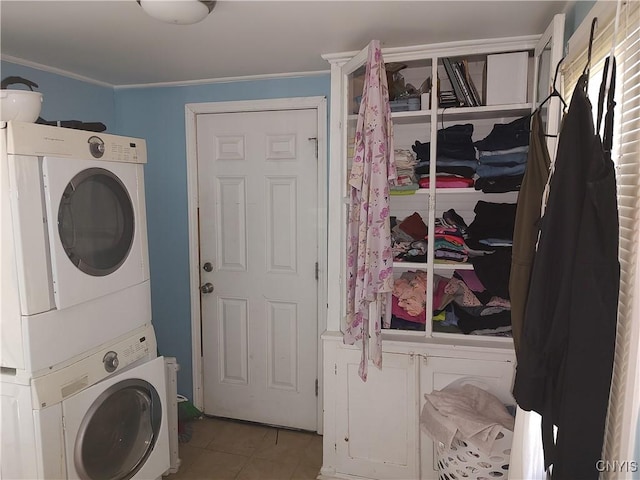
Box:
[473,115,531,193]
[412,124,477,182]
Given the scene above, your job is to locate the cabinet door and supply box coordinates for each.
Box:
[335,347,419,479]
[419,355,515,480]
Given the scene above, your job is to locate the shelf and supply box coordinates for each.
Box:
[392,188,506,195]
[432,331,513,344]
[393,261,428,269]
[437,103,533,120]
[390,188,429,196]
[350,103,532,125]
[433,262,474,270]
[433,189,519,202]
[393,261,475,270]
[391,110,432,124]
[431,187,477,194]
[348,110,432,124]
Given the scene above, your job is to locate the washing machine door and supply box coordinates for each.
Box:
[74,378,162,480]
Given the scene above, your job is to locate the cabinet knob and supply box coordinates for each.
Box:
[344,437,349,442]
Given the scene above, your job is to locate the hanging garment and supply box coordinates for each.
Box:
[509,111,551,357]
[344,40,396,381]
[512,58,619,479]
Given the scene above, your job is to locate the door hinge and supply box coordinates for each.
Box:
[315,378,319,397]
[334,363,337,375]
[315,262,319,280]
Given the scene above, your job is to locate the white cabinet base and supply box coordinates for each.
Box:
[322,334,515,480]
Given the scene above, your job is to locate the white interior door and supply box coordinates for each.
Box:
[197,108,318,430]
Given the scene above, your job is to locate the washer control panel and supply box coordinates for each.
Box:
[29,325,156,409]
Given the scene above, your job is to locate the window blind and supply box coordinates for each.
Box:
[563,1,640,474]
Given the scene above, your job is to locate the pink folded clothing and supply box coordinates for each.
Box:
[392,294,426,324]
[455,269,486,292]
[419,176,475,189]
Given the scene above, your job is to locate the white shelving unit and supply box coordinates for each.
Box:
[321,14,565,480]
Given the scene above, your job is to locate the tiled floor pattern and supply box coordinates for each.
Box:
[165,416,322,480]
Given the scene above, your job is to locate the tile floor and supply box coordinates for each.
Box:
[165,416,323,480]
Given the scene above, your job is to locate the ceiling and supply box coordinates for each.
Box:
[1,1,573,87]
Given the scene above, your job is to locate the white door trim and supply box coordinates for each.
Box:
[185,96,327,433]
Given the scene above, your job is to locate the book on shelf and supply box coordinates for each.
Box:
[452,61,476,107]
[442,57,468,107]
[439,89,462,108]
[460,60,482,106]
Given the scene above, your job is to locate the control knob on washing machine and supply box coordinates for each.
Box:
[88,136,105,158]
[103,351,119,373]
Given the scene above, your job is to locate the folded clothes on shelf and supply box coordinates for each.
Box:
[419,175,474,188]
[474,114,531,151]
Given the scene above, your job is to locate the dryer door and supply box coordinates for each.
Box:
[74,378,162,480]
[58,167,135,277]
[42,157,148,310]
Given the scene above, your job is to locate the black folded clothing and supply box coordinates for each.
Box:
[412,123,477,162]
[438,123,474,142]
[467,201,517,243]
[454,303,512,334]
[37,117,107,132]
[470,248,512,299]
[474,115,531,151]
[474,174,524,193]
[442,209,469,238]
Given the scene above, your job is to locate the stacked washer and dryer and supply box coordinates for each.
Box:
[1,121,176,479]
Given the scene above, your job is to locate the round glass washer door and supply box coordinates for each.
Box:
[58,167,135,276]
[74,379,162,480]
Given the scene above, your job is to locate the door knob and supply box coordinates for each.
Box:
[200,283,214,294]
[203,262,213,272]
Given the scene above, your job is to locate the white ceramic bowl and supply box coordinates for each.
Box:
[0,90,43,122]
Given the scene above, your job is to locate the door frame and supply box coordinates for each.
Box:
[185,96,327,433]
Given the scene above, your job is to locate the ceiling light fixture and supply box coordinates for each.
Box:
[138,0,216,25]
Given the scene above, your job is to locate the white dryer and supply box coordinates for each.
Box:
[0,324,171,480]
[1,121,151,372]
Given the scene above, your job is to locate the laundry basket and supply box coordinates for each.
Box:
[435,427,513,480]
[422,377,515,480]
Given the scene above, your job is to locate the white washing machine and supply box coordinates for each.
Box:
[1,121,151,373]
[0,324,171,480]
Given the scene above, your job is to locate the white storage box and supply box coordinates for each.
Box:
[486,52,529,105]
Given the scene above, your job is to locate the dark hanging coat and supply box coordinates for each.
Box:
[512,59,619,479]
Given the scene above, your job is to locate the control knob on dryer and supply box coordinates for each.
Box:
[103,351,119,373]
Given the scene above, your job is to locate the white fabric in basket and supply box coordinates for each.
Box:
[421,383,515,454]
